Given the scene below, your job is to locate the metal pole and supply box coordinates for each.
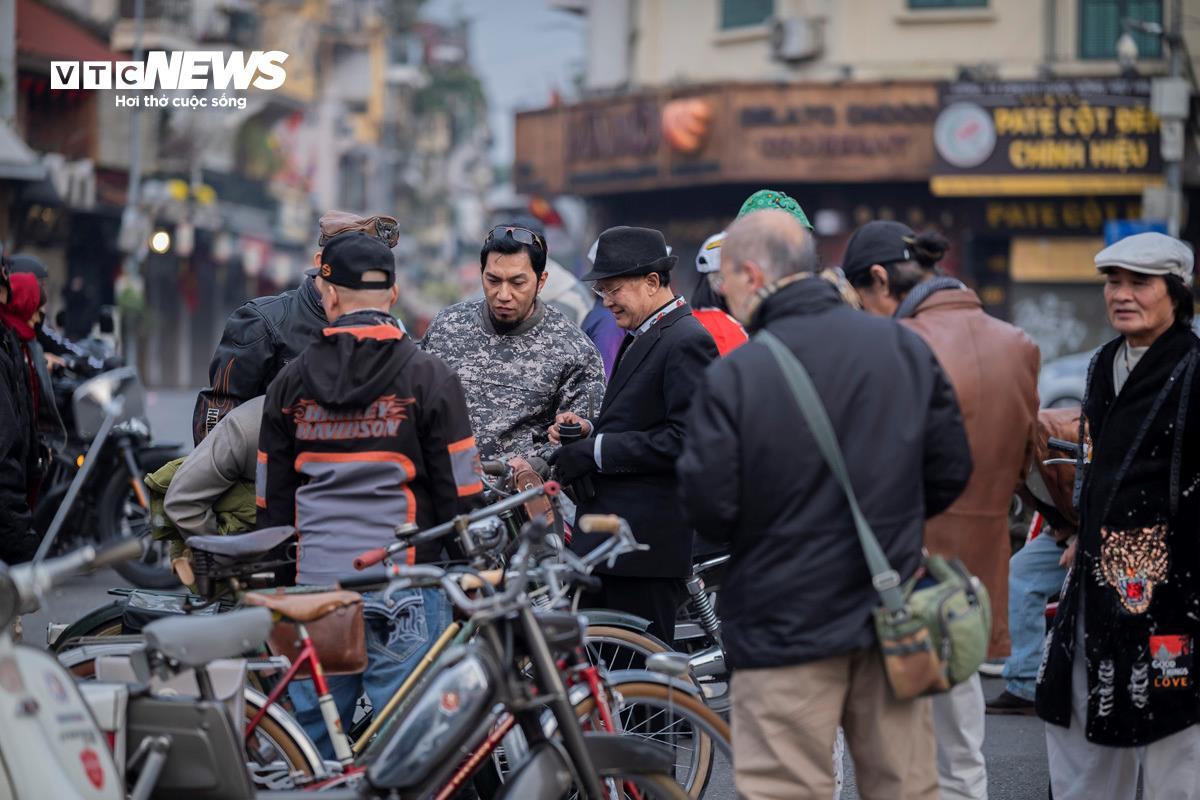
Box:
[1166,0,1183,237]
[121,0,146,368]
[0,0,16,124]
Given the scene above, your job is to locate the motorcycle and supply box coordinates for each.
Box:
[34,364,185,589]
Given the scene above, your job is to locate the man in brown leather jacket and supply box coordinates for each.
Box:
[844,220,1040,800]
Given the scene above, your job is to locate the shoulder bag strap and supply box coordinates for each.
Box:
[755,330,907,616]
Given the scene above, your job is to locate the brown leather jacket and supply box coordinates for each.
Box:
[902,287,1040,659]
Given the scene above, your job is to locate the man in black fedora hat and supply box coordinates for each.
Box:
[548,225,718,644]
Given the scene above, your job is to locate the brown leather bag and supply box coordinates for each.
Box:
[878,625,949,699]
[248,590,368,678]
[508,456,554,524]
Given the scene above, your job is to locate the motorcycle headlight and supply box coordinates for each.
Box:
[0,567,19,632]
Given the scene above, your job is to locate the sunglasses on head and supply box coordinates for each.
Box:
[485,226,547,255]
[321,215,400,248]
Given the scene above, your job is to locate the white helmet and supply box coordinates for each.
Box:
[695,232,725,274]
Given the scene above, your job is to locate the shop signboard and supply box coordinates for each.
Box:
[514,82,939,196]
[931,78,1163,196]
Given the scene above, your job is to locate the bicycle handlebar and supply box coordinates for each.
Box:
[353,482,562,570]
[376,514,641,620]
[11,537,146,612]
[91,538,145,570]
[577,514,621,536]
[353,547,390,571]
[1047,437,1080,455]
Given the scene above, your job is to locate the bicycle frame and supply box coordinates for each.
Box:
[243,620,355,767]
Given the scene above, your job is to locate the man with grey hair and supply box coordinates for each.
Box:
[678,209,972,799]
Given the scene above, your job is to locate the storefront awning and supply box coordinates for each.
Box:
[0,123,45,182]
[17,0,122,62]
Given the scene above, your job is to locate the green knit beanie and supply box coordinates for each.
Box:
[736,189,814,230]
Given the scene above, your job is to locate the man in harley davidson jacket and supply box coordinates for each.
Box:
[256,231,483,758]
[192,211,402,445]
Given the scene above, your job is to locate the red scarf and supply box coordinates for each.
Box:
[0,273,38,341]
[1,272,42,424]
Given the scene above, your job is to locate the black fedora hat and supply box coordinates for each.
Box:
[581,226,677,282]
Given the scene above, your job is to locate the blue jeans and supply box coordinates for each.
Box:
[287,587,452,760]
[1002,533,1068,700]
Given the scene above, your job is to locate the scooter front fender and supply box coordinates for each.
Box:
[0,643,123,800]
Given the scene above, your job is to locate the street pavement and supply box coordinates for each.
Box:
[144,386,200,455]
[34,388,1053,798]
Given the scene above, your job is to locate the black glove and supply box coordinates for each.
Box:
[549,439,598,483]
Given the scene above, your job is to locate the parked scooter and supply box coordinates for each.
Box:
[0,538,145,799]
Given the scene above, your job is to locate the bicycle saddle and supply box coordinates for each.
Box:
[143,606,272,668]
[243,589,362,623]
[187,525,296,559]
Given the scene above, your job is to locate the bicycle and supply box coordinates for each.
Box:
[355,510,731,798]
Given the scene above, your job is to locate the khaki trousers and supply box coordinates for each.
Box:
[731,649,939,800]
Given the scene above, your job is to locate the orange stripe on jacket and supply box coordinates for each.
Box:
[322,325,404,341]
[447,436,477,455]
[294,450,417,475]
[457,481,484,497]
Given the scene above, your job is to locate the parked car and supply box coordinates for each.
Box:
[1037,319,1200,408]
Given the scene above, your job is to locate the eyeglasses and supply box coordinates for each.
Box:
[591,282,623,301]
[485,226,547,255]
[320,215,401,248]
[592,276,652,300]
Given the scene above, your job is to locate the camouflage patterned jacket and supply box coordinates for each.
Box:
[422,300,606,461]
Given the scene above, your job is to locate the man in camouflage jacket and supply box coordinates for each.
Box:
[423,224,605,462]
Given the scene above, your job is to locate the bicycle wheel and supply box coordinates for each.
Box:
[584,625,671,673]
[242,689,326,787]
[574,681,731,799]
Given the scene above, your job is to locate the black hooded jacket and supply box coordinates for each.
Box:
[257,310,483,585]
[0,324,39,563]
[194,277,327,445]
[677,278,972,670]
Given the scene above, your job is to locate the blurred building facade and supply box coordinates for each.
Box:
[520,0,1200,359]
[4,0,490,387]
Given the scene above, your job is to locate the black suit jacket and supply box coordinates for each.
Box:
[570,303,718,577]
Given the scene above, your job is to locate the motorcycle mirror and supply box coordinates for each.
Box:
[71,366,144,440]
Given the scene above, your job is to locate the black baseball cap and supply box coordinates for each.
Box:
[318,231,395,289]
[841,221,916,284]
